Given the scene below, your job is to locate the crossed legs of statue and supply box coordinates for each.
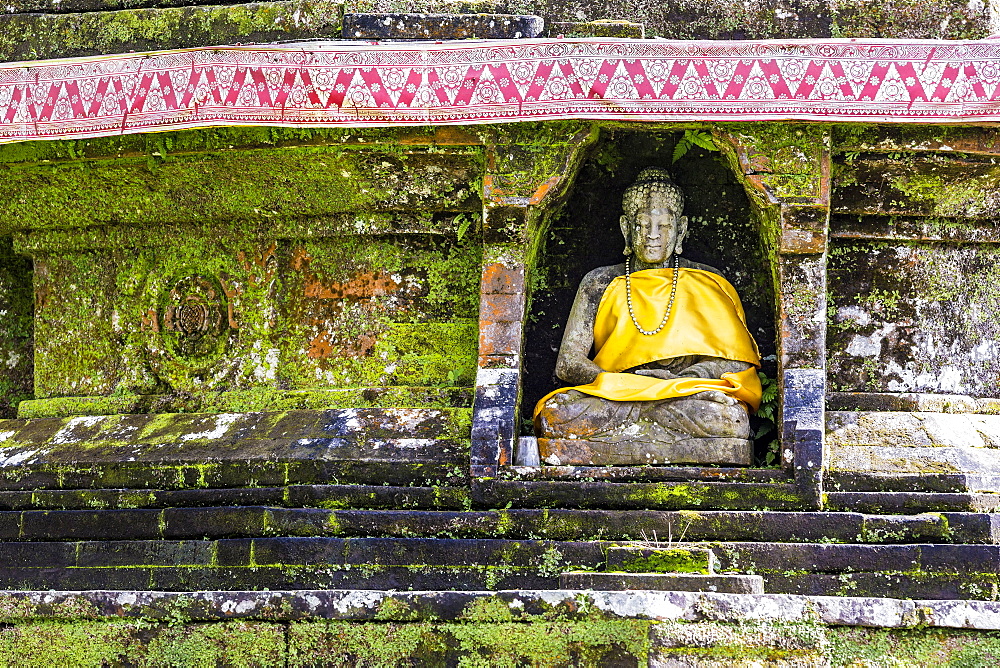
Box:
[535,391,752,466]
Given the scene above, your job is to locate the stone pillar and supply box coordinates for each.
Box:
[717,126,831,507]
[470,124,596,476]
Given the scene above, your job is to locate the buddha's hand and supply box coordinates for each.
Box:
[696,390,739,405]
[633,369,679,380]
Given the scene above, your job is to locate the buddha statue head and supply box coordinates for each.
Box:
[620,168,688,264]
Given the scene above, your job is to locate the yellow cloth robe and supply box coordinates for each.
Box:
[535,267,762,417]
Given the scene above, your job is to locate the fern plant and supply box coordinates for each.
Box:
[672,130,718,163]
[755,371,781,466]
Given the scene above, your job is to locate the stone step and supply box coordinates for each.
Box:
[495,465,792,484]
[559,572,763,594]
[0,409,470,491]
[0,458,468,491]
[659,541,1000,600]
[0,565,558,592]
[472,479,807,510]
[0,485,470,511]
[709,542,1000,575]
[826,472,1000,494]
[0,507,992,543]
[825,491,1000,514]
[764,572,998,600]
[605,545,717,574]
[0,537,992,599]
[0,537,604,570]
[829,445,1000,476]
[0,537,588,591]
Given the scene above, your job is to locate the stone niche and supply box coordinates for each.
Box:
[523,129,778,463]
[0,128,484,419]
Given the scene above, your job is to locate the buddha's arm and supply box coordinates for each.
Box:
[554,269,611,385]
[677,357,753,379]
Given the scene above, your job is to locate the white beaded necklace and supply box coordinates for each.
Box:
[625,253,680,336]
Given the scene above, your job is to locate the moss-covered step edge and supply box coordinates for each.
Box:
[1,587,999,628]
[0,484,471,510]
[0,407,471,460]
[471,479,807,511]
[0,458,468,491]
[494,464,791,483]
[0,0,342,63]
[0,508,987,543]
[825,471,1000,494]
[0,409,470,490]
[0,143,482,234]
[825,491,1000,514]
[6,536,994,575]
[18,387,474,419]
[6,591,1000,666]
[2,562,1000,599]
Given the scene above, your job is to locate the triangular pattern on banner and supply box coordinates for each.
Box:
[0,39,996,142]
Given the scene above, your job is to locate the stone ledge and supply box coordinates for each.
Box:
[0,0,343,62]
[3,589,1000,629]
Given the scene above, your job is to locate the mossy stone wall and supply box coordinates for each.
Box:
[0,237,32,418]
[1,127,483,414]
[828,127,1000,399]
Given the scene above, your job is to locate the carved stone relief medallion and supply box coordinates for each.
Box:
[160,274,230,360]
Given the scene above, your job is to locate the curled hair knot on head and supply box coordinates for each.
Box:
[621,168,685,222]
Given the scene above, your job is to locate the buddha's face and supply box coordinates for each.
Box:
[622,190,687,264]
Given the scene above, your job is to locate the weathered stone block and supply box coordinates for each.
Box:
[834,155,1000,218]
[0,237,32,419]
[18,509,162,541]
[606,546,716,574]
[76,540,213,567]
[828,241,1000,398]
[0,0,344,62]
[830,409,1000,447]
[548,20,644,38]
[343,12,543,39]
[560,571,764,594]
[2,140,483,414]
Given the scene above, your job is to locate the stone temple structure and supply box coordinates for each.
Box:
[5,1,1000,664]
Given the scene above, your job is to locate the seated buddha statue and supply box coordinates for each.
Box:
[533,168,762,466]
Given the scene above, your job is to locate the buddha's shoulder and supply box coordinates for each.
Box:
[579,264,625,287]
[580,262,625,290]
[679,258,728,280]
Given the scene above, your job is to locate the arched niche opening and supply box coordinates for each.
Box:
[523,128,779,465]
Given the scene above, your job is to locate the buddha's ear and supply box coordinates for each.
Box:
[619,214,630,243]
[675,215,689,255]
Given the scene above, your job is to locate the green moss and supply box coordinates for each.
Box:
[0,145,481,233]
[891,168,1000,218]
[18,387,475,418]
[616,548,711,574]
[0,235,33,418]
[827,627,1000,667]
[141,621,286,667]
[623,483,803,509]
[0,0,342,63]
[287,619,650,666]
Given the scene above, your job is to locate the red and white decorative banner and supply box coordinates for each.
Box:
[3,38,1000,143]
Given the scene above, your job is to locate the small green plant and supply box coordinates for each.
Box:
[755,371,780,466]
[454,213,476,241]
[537,546,564,578]
[672,130,718,163]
